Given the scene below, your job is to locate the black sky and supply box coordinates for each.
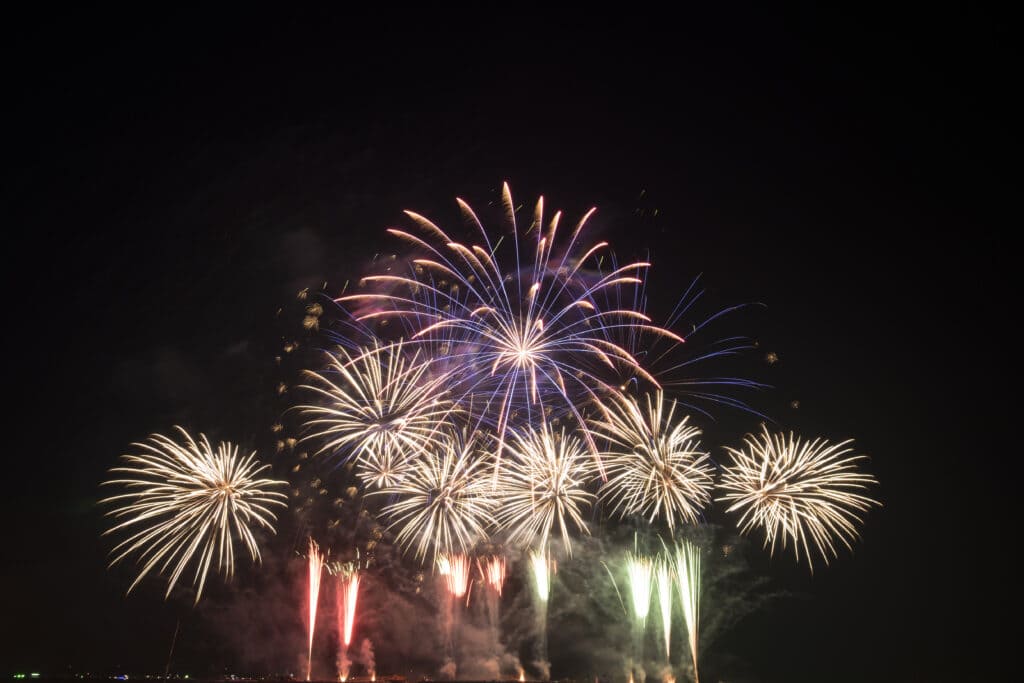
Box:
[2,7,1012,683]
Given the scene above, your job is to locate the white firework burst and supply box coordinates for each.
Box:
[494,422,594,555]
[717,426,880,571]
[377,432,496,562]
[299,341,455,488]
[589,390,714,530]
[101,427,287,602]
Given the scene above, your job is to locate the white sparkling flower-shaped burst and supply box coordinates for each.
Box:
[494,423,594,555]
[717,426,880,571]
[377,433,496,562]
[299,341,455,488]
[101,427,287,602]
[589,390,715,531]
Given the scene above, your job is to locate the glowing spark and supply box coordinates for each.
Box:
[494,423,593,555]
[100,427,286,603]
[673,540,700,683]
[590,391,714,531]
[717,426,880,571]
[299,341,455,489]
[307,539,325,682]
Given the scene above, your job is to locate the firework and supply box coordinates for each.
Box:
[307,538,326,682]
[590,391,714,531]
[340,183,683,472]
[331,559,360,681]
[625,551,653,625]
[592,267,765,417]
[655,558,673,659]
[377,432,496,562]
[529,549,554,603]
[717,426,880,571]
[673,540,700,683]
[529,548,555,681]
[100,427,287,603]
[299,341,455,488]
[481,555,506,595]
[494,423,594,555]
[438,552,471,598]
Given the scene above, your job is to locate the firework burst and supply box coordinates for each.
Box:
[340,183,683,473]
[717,426,880,571]
[100,427,287,603]
[299,341,455,488]
[377,432,496,562]
[589,390,714,531]
[494,423,594,555]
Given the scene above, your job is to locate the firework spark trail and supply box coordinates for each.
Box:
[673,541,700,683]
[437,553,471,678]
[494,423,593,556]
[377,433,496,562]
[307,539,325,681]
[529,549,553,604]
[590,391,715,532]
[529,549,555,681]
[476,554,507,668]
[340,572,359,646]
[717,426,880,571]
[299,341,455,488]
[334,564,360,681]
[622,545,654,683]
[439,553,471,599]
[484,555,506,595]
[339,183,684,475]
[593,265,765,418]
[655,559,673,659]
[100,427,287,603]
[626,551,653,625]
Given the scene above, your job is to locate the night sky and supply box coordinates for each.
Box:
[3,8,1011,683]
